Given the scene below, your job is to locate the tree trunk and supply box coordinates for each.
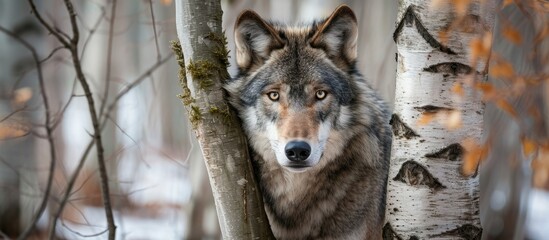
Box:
[385,1,495,239]
[173,0,273,239]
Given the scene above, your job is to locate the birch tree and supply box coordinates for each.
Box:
[385,1,495,239]
[173,0,273,238]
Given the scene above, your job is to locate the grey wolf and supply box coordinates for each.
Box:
[225,5,392,239]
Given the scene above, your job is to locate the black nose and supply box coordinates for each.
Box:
[285,141,311,162]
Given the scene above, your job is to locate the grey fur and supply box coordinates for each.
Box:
[225,5,392,240]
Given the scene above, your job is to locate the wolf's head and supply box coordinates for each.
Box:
[226,5,361,173]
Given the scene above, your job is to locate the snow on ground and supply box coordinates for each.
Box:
[526,189,549,239]
[57,148,193,240]
[59,207,186,240]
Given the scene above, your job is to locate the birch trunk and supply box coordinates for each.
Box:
[173,0,273,239]
[385,1,495,239]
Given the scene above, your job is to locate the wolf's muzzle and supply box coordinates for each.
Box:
[284,141,311,162]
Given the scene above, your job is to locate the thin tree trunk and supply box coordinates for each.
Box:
[173,0,273,239]
[385,1,495,239]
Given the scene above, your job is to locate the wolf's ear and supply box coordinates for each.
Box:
[310,5,358,67]
[234,10,285,71]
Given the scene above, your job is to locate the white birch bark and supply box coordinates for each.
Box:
[385,1,495,239]
[174,0,273,239]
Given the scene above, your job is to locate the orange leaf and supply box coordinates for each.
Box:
[496,99,518,117]
[439,30,450,45]
[532,149,549,189]
[522,137,538,156]
[489,60,514,79]
[417,113,435,126]
[445,110,462,130]
[502,26,522,44]
[502,0,514,8]
[469,33,491,63]
[452,83,464,96]
[160,0,172,5]
[461,139,488,176]
[0,121,30,140]
[451,0,471,16]
[13,87,33,105]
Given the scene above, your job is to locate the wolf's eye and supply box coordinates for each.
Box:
[267,91,279,101]
[315,90,327,100]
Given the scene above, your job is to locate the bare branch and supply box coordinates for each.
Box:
[39,46,66,63]
[148,0,162,61]
[27,0,70,47]
[50,53,173,238]
[79,5,107,60]
[0,25,58,240]
[58,0,116,238]
[99,0,117,118]
[0,105,27,123]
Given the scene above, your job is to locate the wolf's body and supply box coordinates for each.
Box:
[225,5,391,240]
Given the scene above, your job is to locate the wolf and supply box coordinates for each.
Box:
[225,5,392,240]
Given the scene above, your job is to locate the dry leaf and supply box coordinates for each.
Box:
[502,26,522,44]
[451,0,471,16]
[532,148,549,189]
[496,99,518,117]
[417,113,436,126]
[452,83,464,96]
[439,30,450,45]
[13,87,33,105]
[430,0,447,9]
[160,0,172,6]
[461,139,489,176]
[502,0,514,8]
[0,120,30,140]
[445,110,462,130]
[469,33,492,63]
[522,137,537,156]
[489,60,514,79]
[475,82,496,100]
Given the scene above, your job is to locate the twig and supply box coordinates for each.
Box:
[148,0,162,61]
[27,0,70,47]
[0,25,58,240]
[0,105,27,123]
[99,0,117,118]
[56,0,117,238]
[79,5,107,60]
[39,46,65,63]
[50,53,173,238]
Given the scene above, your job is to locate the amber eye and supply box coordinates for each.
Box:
[267,91,279,101]
[315,90,327,100]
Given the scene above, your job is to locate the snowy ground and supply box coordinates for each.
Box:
[526,189,549,239]
[45,146,549,240]
[54,149,194,240]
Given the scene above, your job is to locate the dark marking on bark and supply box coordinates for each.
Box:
[425,143,464,161]
[393,5,456,55]
[431,224,482,240]
[393,160,446,190]
[424,62,476,76]
[382,222,403,240]
[414,105,454,114]
[409,236,419,240]
[390,114,420,139]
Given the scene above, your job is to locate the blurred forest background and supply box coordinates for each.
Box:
[0,0,547,239]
